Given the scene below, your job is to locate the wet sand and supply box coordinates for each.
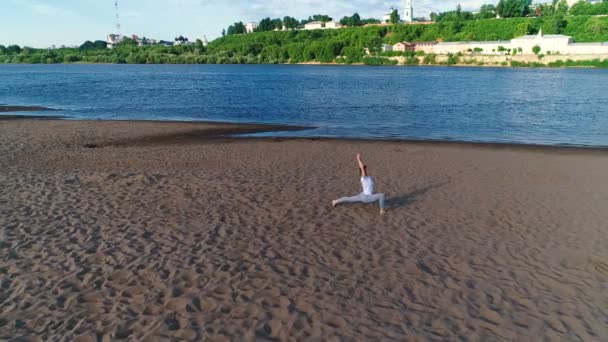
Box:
[1,119,607,341]
[0,105,56,113]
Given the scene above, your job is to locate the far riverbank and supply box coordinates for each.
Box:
[3,54,608,68]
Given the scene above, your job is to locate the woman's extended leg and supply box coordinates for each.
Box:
[333,193,365,207]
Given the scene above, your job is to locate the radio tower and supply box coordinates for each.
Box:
[115,0,121,34]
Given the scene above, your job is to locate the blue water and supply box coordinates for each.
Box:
[1,64,607,147]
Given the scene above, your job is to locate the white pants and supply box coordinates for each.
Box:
[335,193,385,209]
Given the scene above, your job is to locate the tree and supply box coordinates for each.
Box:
[80,41,94,50]
[497,0,532,18]
[553,13,568,34]
[532,45,541,54]
[361,18,381,25]
[537,0,557,16]
[570,1,594,15]
[271,18,283,30]
[227,22,246,35]
[80,40,107,50]
[63,54,80,63]
[222,29,226,36]
[7,45,22,54]
[283,16,298,30]
[118,37,138,47]
[235,22,246,34]
[257,18,275,32]
[477,4,497,19]
[390,9,400,24]
[431,5,474,22]
[351,13,362,26]
[555,0,569,15]
[340,13,363,27]
[301,15,332,25]
[516,22,533,36]
[195,39,206,54]
[312,14,332,22]
[570,0,608,16]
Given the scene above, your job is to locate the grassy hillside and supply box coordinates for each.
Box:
[1,16,607,64]
[206,15,608,63]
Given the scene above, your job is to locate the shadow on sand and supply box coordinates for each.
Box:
[386,182,446,209]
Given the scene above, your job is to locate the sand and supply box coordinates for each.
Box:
[1,119,607,341]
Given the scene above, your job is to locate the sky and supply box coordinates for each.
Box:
[1,0,497,48]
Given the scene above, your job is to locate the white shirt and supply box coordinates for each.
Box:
[361,176,375,195]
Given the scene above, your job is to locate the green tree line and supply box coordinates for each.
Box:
[224,13,384,36]
[432,0,608,22]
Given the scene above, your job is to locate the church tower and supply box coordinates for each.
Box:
[404,0,413,22]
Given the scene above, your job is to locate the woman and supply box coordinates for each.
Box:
[332,153,386,215]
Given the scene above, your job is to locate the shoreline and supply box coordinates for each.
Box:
[2,115,607,152]
[2,61,607,69]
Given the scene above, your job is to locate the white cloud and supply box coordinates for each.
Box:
[236,0,497,21]
[30,3,57,14]
[11,0,79,17]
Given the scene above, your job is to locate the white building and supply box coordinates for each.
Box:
[508,29,608,55]
[134,36,158,46]
[324,21,342,29]
[433,30,608,55]
[393,42,415,52]
[511,30,572,54]
[106,34,124,48]
[565,42,608,54]
[304,21,342,30]
[304,21,324,30]
[404,0,413,23]
[246,22,258,33]
[413,42,437,54]
[382,1,413,23]
[434,41,511,55]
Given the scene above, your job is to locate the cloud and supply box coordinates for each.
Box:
[237,0,496,20]
[169,0,216,7]
[11,0,79,17]
[30,3,57,14]
[11,0,56,14]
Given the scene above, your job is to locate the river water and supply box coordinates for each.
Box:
[1,64,607,147]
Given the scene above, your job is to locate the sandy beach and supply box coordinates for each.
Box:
[1,118,607,341]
